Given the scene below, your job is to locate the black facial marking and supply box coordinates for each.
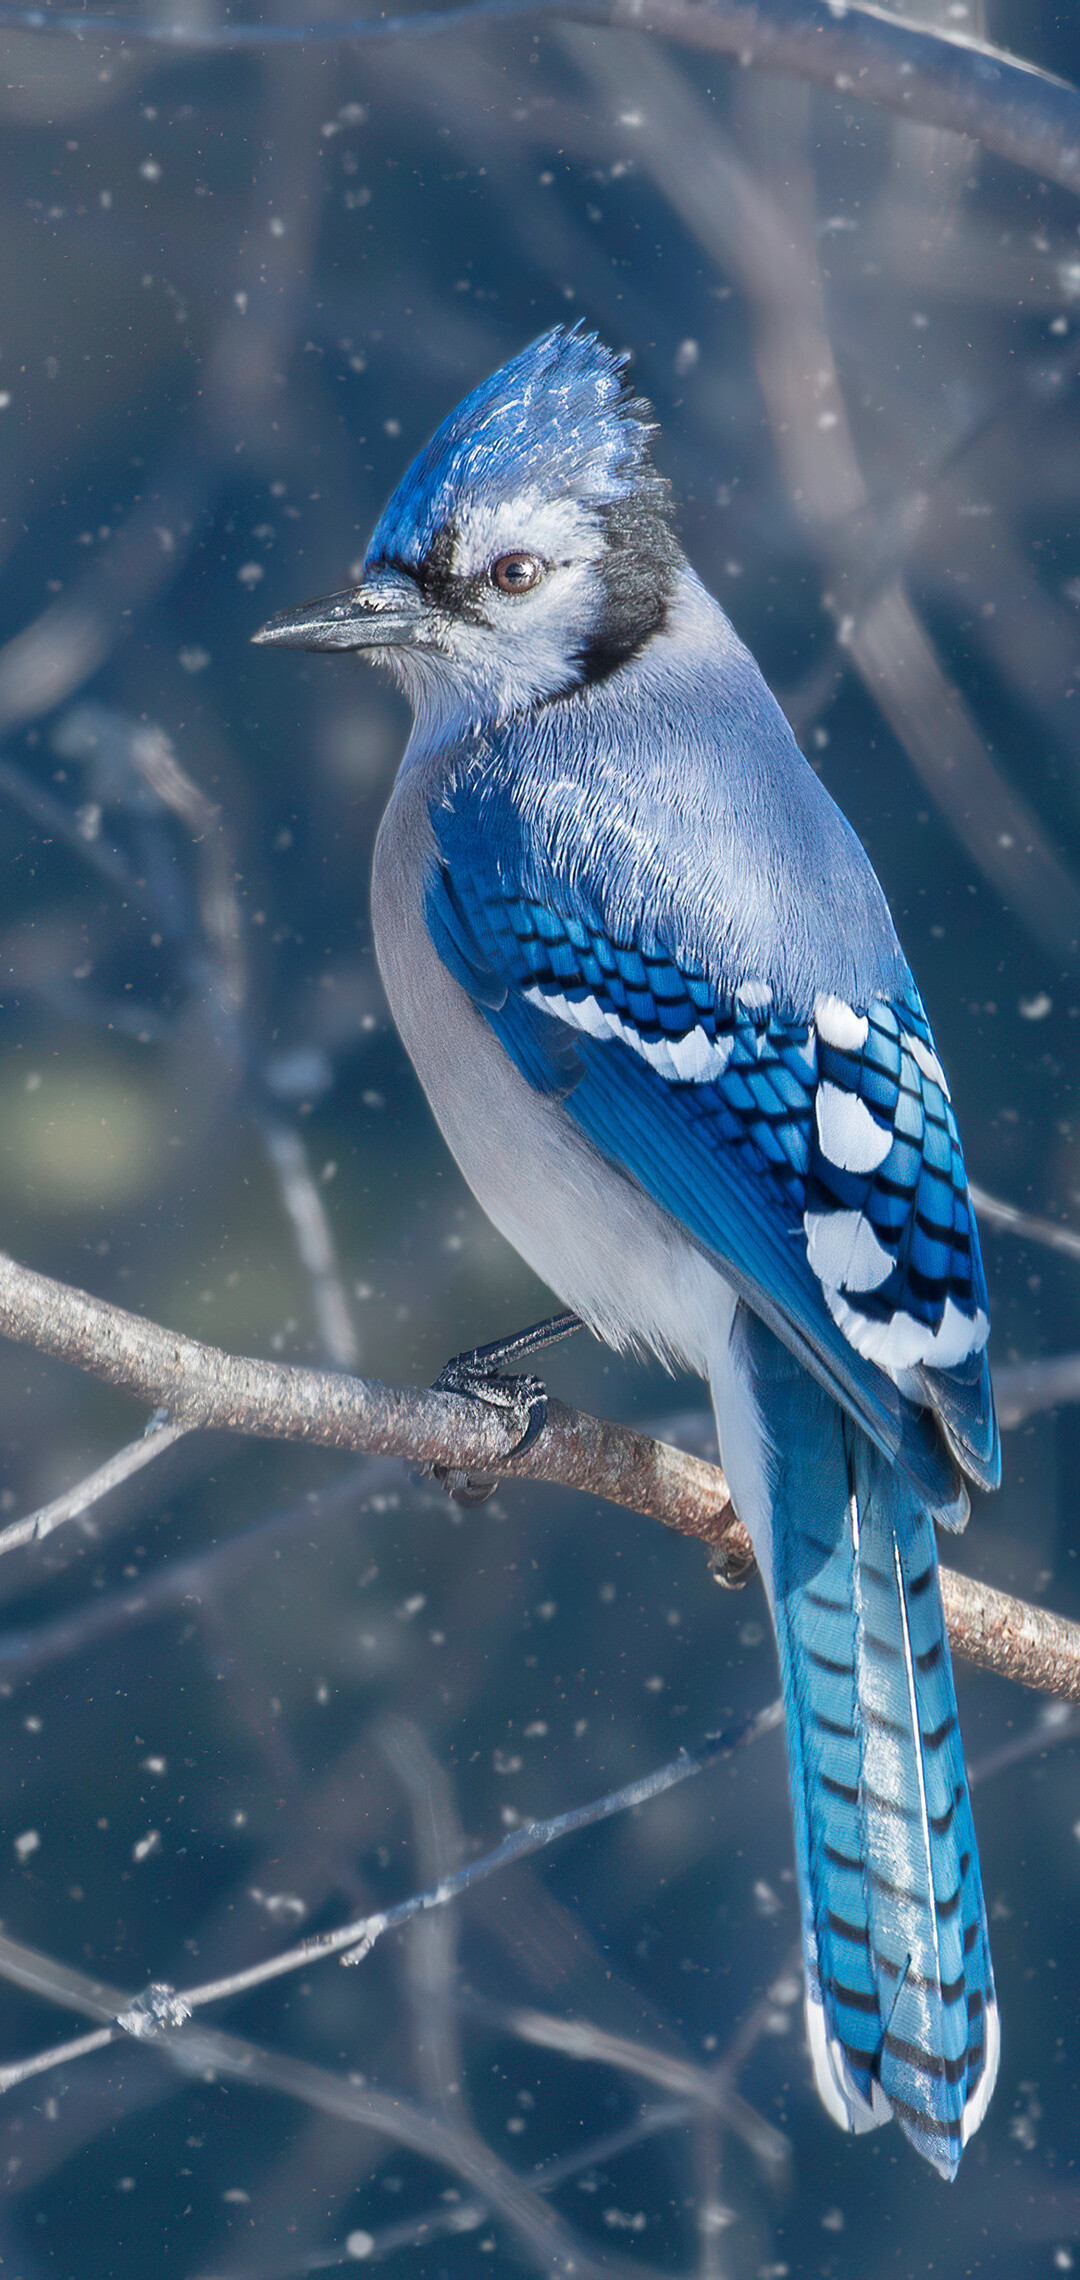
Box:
[412,525,489,623]
[378,528,489,627]
[573,487,681,687]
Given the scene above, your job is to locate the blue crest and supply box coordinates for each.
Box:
[366,326,660,571]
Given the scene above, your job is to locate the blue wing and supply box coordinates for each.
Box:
[426,783,998,1502]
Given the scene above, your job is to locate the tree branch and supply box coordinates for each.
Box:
[0,1248,1077,1702]
[0,1250,735,1546]
[0,3,1079,198]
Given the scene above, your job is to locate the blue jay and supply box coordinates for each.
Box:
[255,326,999,2174]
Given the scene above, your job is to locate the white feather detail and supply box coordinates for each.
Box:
[891,1531,945,2019]
[736,978,772,1011]
[805,1991,890,2135]
[642,1034,678,1080]
[961,1996,1000,2144]
[814,993,869,1053]
[789,1027,817,1076]
[668,1023,733,1081]
[905,1031,951,1099]
[804,1207,895,1294]
[524,984,734,1082]
[825,1287,989,1375]
[815,1081,893,1174]
[526,985,611,1043]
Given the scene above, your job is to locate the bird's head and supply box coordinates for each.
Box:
[254,326,681,717]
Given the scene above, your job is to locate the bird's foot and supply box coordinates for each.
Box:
[707,1529,755,1589]
[429,1361,549,1508]
[423,1312,581,1507]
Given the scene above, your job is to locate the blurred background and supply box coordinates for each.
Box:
[0,1,1078,2272]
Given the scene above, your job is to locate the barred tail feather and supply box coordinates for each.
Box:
[714,1311,998,2178]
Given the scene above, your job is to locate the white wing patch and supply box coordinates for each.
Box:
[814,994,869,1053]
[815,1082,892,1175]
[805,1208,894,1294]
[906,1031,951,1098]
[667,1024,734,1081]
[813,994,949,1100]
[525,985,735,1083]
[824,1287,989,1374]
[528,963,983,1383]
[804,997,986,1379]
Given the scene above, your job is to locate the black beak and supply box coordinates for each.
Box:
[252,565,426,653]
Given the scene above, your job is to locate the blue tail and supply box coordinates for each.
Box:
[719,1313,998,2177]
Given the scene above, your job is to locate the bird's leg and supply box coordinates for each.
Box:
[424,1311,583,1507]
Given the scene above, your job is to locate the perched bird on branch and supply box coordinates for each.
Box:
[255,325,999,2174]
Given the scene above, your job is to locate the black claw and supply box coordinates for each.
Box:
[425,1341,564,1507]
[438,1469,503,1509]
[506,1376,549,1457]
[433,1358,548,1447]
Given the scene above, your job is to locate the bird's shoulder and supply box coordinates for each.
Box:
[423,603,911,1015]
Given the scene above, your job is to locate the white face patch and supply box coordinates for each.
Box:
[451,489,602,582]
[815,1082,892,1175]
[414,554,606,719]
[433,488,620,715]
[525,984,734,1083]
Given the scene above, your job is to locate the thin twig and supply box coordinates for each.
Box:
[0,1420,188,1558]
[379,1718,467,2121]
[0,1944,612,2280]
[487,2000,787,2169]
[0,1718,769,2084]
[259,1117,361,1371]
[307,2087,767,2278]
[198,1720,769,2008]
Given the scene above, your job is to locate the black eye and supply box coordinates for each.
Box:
[490,552,543,595]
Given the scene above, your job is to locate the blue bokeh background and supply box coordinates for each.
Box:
[0,4,1079,2273]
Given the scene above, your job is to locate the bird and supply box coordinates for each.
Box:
[254,324,1000,2175]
